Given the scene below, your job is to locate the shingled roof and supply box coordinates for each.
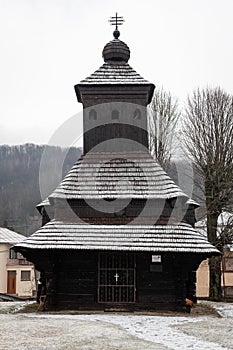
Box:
[79,37,151,86]
[0,227,25,244]
[49,151,189,200]
[15,220,219,254]
[79,62,151,85]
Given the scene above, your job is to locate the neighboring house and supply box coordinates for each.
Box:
[0,227,36,297]
[196,212,233,299]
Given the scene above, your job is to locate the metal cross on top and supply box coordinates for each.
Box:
[109,12,124,39]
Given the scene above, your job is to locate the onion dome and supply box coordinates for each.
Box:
[102,29,130,63]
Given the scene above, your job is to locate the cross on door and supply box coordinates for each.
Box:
[114,272,119,284]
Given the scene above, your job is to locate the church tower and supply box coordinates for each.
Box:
[75,14,154,154]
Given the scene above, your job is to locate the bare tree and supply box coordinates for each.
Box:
[148,88,180,170]
[182,87,233,300]
[217,212,233,251]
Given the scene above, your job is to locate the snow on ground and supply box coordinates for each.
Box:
[0,301,28,314]
[212,302,233,318]
[0,302,233,350]
[172,302,233,350]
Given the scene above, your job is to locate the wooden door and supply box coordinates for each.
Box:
[98,252,136,303]
[7,271,16,294]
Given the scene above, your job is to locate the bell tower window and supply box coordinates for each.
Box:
[89,109,97,120]
[133,108,142,120]
[111,110,119,120]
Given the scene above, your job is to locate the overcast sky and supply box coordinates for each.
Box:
[0,0,233,146]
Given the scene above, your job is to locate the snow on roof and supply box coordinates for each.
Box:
[186,198,200,207]
[49,151,189,200]
[15,220,219,254]
[36,198,50,208]
[79,62,151,85]
[0,227,26,244]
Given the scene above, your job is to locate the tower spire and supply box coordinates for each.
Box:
[109,12,124,39]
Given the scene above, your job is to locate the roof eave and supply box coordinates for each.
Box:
[74,83,155,105]
[14,245,221,255]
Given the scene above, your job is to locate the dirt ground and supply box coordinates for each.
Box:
[17,300,220,316]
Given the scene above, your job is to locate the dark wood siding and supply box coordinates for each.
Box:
[84,123,148,153]
[56,251,98,308]
[28,250,203,311]
[136,253,177,309]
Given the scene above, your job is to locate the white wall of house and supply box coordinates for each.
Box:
[0,243,10,293]
[196,212,233,299]
[196,259,209,298]
[0,242,36,297]
[196,253,233,299]
[7,266,36,297]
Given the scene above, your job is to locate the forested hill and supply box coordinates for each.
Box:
[0,144,82,236]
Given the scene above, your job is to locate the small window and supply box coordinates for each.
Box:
[8,271,16,277]
[9,249,18,259]
[133,108,142,120]
[224,286,233,298]
[21,271,31,281]
[89,109,97,120]
[224,257,233,272]
[111,110,119,120]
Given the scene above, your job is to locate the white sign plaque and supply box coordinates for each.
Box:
[152,255,161,263]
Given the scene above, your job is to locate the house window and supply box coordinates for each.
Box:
[89,109,97,120]
[9,249,18,259]
[21,271,31,281]
[224,286,233,298]
[111,110,119,120]
[224,257,233,272]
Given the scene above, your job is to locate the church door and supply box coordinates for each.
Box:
[98,252,136,303]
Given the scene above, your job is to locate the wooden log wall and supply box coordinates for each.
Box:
[52,198,195,227]
[54,251,98,309]
[27,250,204,311]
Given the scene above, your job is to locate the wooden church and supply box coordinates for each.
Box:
[15,15,219,311]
